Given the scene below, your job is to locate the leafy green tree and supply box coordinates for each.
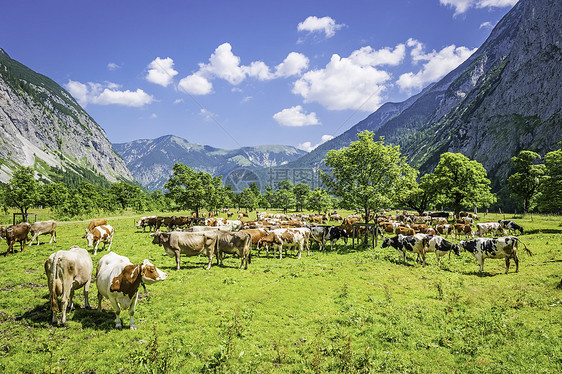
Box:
[149,190,172,212]
[305,188,332,214]
[164,163,213,217]
[294,183,311,212]
[273,188,296,213]
[538,143,562,212]
[321,131,416,223]
[38,182,69,211]
[1,167,40,219]
[432,152,496,216]
[238,188,257,212]
[277,179,294,191]
[400,173,438,215]
[508,150,546,213]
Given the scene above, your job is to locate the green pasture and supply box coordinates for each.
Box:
[0,211,560,373]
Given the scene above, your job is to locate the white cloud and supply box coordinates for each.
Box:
[397,39,477,92]
[177,44,309,96]
[440,0,518,15]
[178,73,213,95]
[107,62,120,71]
[173,98,184,104]
[293,53,391,111]
[199,43,246,85]
[349,44,406,67]
[479,21,494,29]
[274,52,309,77]
[151,113,157,119]
[146,57,178,87]
[297,134,334,152]
[297,16,344,38]
[65,80,153,107]
[273,105,320,127]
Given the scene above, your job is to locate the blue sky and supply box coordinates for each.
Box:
[1,0,517,151]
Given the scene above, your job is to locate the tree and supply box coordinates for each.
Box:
[37,182,69,211]
[305,188,332,214]
[321,131,416,222]
[273,188,295,213]
[293,183,310,212]
[1,167,40,219]
[507,151,546,213]
[432,152,496,216]
[538,143,562,212]
[164,163,211,217]
[400,173,438,215]
[238,188,257,212]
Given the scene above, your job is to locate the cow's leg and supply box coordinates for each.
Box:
[128,295,139,330]
[175,250,181,270]
[20,240,25,253]
[83,279,91,309]
[205,253,213,270]
[297,243,303,260]
[402,251,407,264]
[478,258,484,273]
[505,257,511,274]
[60,282,73,325]
[514,255,519,273]
[106,238,112,252]
[93,242,99,256]
[109,299,123,329]
[97,292,103,311]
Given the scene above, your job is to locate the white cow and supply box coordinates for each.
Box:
[44,246,93,325]
[29,220,57,246]
[96,252,167,330]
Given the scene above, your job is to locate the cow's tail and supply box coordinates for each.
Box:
[515,238,532,256]
[49,253,61,313]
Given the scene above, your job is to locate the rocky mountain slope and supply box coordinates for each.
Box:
[0,48,134,186]
[113,135,306,190]
[291,0,561,193]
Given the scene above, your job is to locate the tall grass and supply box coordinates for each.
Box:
[0,211,560,373]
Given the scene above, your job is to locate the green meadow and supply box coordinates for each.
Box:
[0,211,560,373]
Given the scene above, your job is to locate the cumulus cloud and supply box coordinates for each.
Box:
[397,39,476,92]
[274,52,309,78]
[439,0,518,15]
[292,52,392,112]
[297,134,334,152]
[146,57,178,87]
[177,43,309,95]
[65,80,153,107]
[349,44,406,67]
[297,16,344,38]
[273,105,320,127]
[178,73,213,95]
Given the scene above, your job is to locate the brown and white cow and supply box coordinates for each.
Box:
[84,224,114,255]
[151,230,218,270]
[29,220,57,246]
[435,224,454,238]
[135,216,157,233]
[96,252,167,329]
[86,218,107,235]
[454,224,474,240]
[215,231,252,269]
[258,228,306,259]
[45,246,93,325]
[4,222,31,256]
[476,222,506,237]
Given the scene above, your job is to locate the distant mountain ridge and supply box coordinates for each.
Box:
[0,48,134,185]
[113,135,307,190]
[289,0,561,195]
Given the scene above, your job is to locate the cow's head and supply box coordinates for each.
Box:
[150,230,167,246]
[452,244,461,256]
[141,259,168,284]
[381,237,390,249]
[85,232,94,247]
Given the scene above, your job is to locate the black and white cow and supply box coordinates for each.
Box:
[426,235,460,265]
[498,220,524,235]
[327,226,349,250]
[309,225,349,251]
[458,236,532,274]
[381,234,430,265]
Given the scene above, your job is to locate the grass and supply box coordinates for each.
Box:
[0,210,561,373]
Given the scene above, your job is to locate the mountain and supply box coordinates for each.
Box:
[291,0,561,193]
[0,48,134,186]
[113,135,307,191]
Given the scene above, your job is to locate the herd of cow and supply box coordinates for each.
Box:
[0,210,531,330]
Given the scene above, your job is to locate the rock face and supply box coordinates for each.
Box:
[0,49,134,185]
[291,0,562,191]
[113,135,307,190]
